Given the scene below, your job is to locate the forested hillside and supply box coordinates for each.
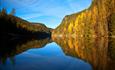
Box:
[52,0,115,37]
[0,8,52,39]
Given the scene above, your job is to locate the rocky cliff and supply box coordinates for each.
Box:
[52,0,115,37]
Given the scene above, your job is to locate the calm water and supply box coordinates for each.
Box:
[0,36,115,70]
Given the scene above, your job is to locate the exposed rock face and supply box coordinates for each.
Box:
[52,0,115,37]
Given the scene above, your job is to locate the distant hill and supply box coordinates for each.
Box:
[0,9,52,39]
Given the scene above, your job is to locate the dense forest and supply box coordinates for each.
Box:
[52,0,115,37]
[0,8,52,39]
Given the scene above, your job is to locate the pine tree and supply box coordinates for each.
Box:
[10,8,16,15]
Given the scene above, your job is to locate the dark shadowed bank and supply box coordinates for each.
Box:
[0,8,53,64]
[0,8,52,40]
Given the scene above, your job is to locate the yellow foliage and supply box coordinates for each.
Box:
[53,0,115,37]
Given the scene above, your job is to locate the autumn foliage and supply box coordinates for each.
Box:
[52,0,115,37]
[52,36,115,70]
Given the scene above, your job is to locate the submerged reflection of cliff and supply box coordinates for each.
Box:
[52,36,115,70]
[0,37,52,64]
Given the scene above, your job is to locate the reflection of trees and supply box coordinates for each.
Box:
[108,38,115,60]
[0,37,52,64]
[53,36,115,70]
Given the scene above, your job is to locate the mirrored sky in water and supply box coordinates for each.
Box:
[0,0,92,28]
[0,42,92,70]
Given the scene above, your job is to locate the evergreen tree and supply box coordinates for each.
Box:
[10,8,16,15]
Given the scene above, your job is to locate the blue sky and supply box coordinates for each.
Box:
[0,0,92,28]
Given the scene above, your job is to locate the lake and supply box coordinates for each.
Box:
[0,36,115,70]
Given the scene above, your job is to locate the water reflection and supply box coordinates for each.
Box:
[52,36,115,70]
[0,37,52,64]
[0,36,92,70]
[0,36,115,70]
